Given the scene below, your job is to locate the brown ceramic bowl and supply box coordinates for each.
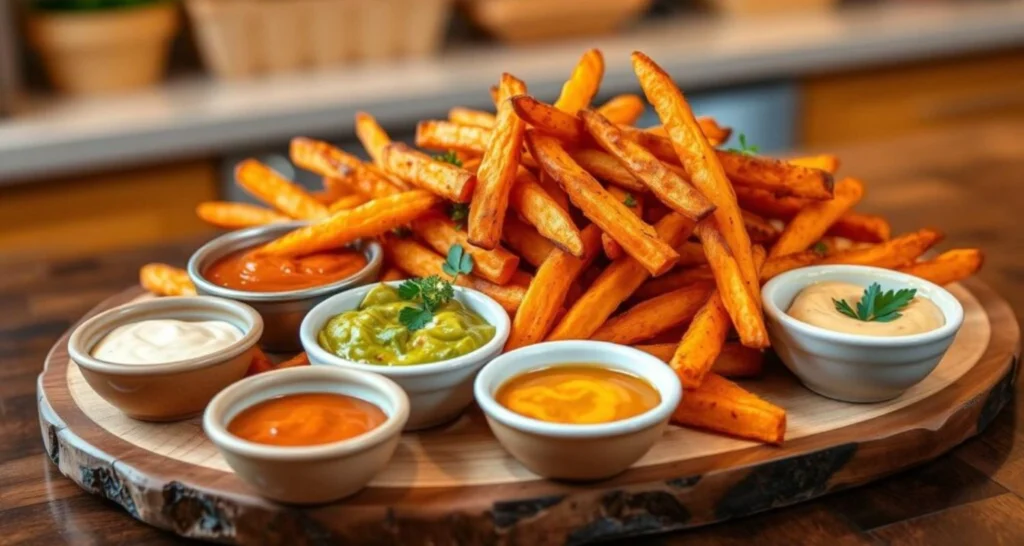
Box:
[67,296,263,422]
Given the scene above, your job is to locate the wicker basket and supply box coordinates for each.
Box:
[185,0,453,79]
[460,0,652,44]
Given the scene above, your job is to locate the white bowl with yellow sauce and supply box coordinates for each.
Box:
[762,265,964,403]
[474,341,681,481]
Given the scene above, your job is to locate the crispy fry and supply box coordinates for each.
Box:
[554,48,604,114]
[697,118,733,147]
[235,159,328,220]
[770,177,865,257]
[789,154,840,173]
[502,214,556,267]
[196,201,290,229]
[383,235,525,313]
[355,111,391,166]
[696,221,768,348]
[822,228,944,269]
[512,94,585,141]
[595,94,645,126]
[509,169,584,256]
[510,270,534,287]
[581,109,716,221]
[327,193,370,213]
[743,210,780,244]
[381,143,476,203]
[139,263,196,296]
[538,169,570,210]
[380,267,407,282]
[470,73,529,250]
[568,149,647,193]
[259,190,437,257]
[675,241,707,266]
[246,348,274,376]
[760,250,821,282]
[323,174,354,196]
[411,213,520,285]
[506,225,603,351]
[632,266,715,301]
[312,190,339,205]
[527,131,679,276]
[602,186,643,260]
[416,120,491,154]
[448,107,496,129]
[291,138,404,199]
[277,352,310,369]
[899,249,984,286]
[672,373,787,444]
[548,213,695,340]
[634,342,763,378]
[591,281,714,344]
[827,212,891,242]
[716,152,835,200]
[633,51,760,300]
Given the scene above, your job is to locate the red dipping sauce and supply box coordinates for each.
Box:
[204,249,367,292]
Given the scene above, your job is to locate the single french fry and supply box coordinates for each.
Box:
[448,107,496,129]
[827,212,891,242]
[634,342,763,378]
[509,169,584,256]
[596,94,645,126]
[760,250,821,283]
[538,169,570,211]
[312,190,339,205]
[581,109,716,221]
[506,225,603,351]
[527,131,679,276]
[416,120,492,154]
[676,241,707,266]
[380,267,407,282]
[510,269,534,287]
[140,263,196,296]
[411,213,520,285]
[789,154,840,174]
[277,352,310,369]
[548,213,695,340]
[502,214,556,267]
[246,348,274,376]
[632,266,715,301]
[196,201,290,229]
[259,190,438,257]
[821,228,945,269]
[327,193,370,213]
[512,94,585,141]
[770,177,865,258]
[591,281,715,344]
[633,51,760,301]
[381,143,476,203]
[355,111,391,166]
[602,186,643,260]
[734,185,888,243]
[743,210,780,245]
[716,152,835,200]
[291,138,403,198]
[696,220,768,348]
[672,373,787,444]
[568,149,648,193]
[554,48,604,114]
[383,235,525,313]
[323,174,354,196]
[489,85,500,107]
[470,73,529,250]
[899,249,984,286]
[235,159,328,220]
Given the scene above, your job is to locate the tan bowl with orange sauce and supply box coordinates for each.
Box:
[203,365,409,504]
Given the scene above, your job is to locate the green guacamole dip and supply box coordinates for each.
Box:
[318,284,496,366]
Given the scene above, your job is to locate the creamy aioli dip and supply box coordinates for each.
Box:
[787,282,944,336]
[91,319,243,364]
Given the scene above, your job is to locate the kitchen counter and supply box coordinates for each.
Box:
[3,1,1024,182]
[1,120,1022,544]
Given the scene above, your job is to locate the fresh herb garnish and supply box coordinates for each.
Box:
[397,244,474,331]
[832,283,917,323]
[447,203,469,230]
[811,241,829,256]
[623,193,637,207]
[728,133,759,156]
[434,150,463,167]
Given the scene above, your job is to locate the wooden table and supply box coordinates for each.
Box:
[2,122,1023,545]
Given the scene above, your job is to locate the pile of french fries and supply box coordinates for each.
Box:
[142,49,984,445]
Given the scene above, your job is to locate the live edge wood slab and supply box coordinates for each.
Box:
[5,121,1024,545]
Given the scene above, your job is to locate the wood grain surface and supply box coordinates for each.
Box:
[3,121,1024,545]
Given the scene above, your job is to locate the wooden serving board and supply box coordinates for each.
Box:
[38,279,1019,545]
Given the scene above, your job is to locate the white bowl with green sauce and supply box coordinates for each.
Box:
[300,281,510,430]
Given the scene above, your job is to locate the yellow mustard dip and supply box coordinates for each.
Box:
[787,281,944,336]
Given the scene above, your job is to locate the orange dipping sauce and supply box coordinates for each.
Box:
[227,393,387,447]
[204,248,367,292]
[496,365,660,425]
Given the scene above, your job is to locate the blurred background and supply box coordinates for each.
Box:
[0,0,1022,259]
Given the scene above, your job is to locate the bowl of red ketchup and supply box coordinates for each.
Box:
[187,221,382,352]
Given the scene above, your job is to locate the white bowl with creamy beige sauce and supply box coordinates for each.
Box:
[762,265,964,403]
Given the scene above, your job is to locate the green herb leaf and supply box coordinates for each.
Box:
[447,203,469,230]
[397,279,421,300]
[727,133,760,156]
[444,244,474,278]
[398,306,433,331]
[395,246,473,331]
[623,193,637,207]
[434,150,463,167]
[832,283,917,323]
[811,241,829,256]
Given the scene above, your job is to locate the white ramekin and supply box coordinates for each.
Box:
[762,264,965,403]
[474,340,682,481]
[203,365,409,504]
[299,281,511,430]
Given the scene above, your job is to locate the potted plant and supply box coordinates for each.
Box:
[25,0,180,95]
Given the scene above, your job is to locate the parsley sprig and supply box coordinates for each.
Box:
[434,150,463,167]
[833,283,917,323]
[728,133,759,156]
[397,244,474,331]
[447,203,469,230]
[623,193,637,207]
